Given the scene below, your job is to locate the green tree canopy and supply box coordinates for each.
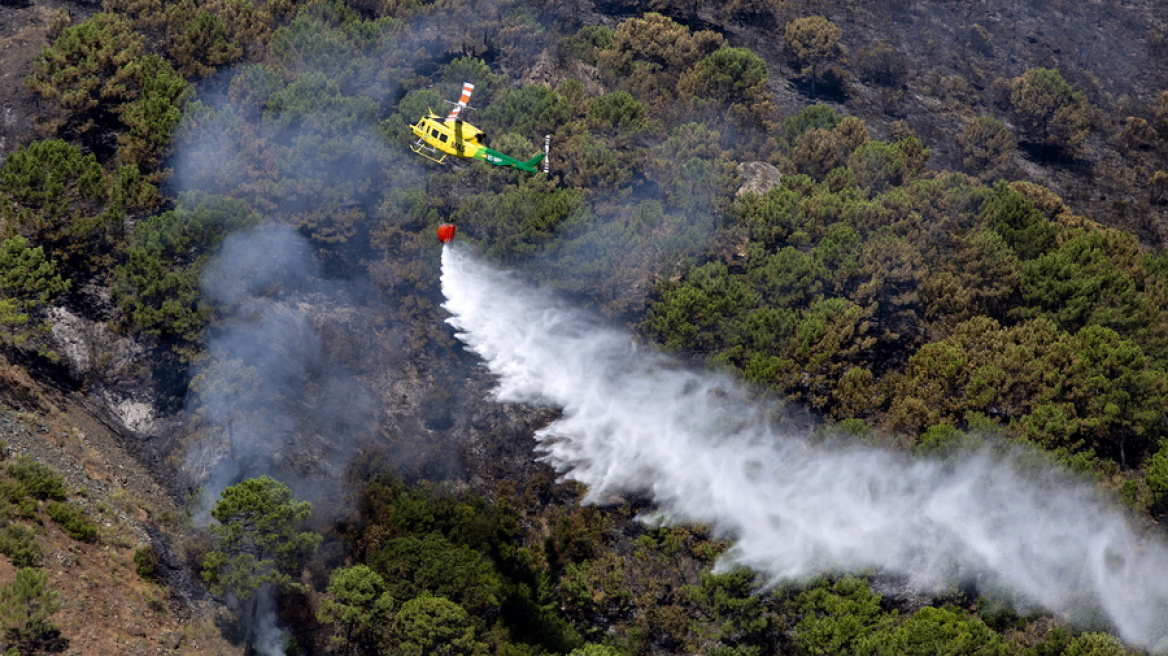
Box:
[114,53,190,167]
[202,476,321,654]
[201,476,321,599]
[179,55,388,247]
[167,9,243,78]
[27,13,189,166]
[568,645,622,656]
[317,565,395,656]
[1008,68,1093,155]
[390,595,489,656]
[978,181,1057,260]
[1063,632,1131,655]
[368,533,504,617]
[1019,228,1152,333]
[684,569,770,655]
[26,12,145,135]
[856,606,1009,656]
[481,83,571,138]
[266,2,402,98]
[789,576,891,656]
[0,567,62,654]
[957,117,1016,181]
[0,236,69,352]
[0,139,157,275]
[680,47,770,108]
[597,12,725,102]
[111,193,257,347]
[0,139,108,267]
[781,104,842,147]
[782,16,843,85]
[455,182,590,260]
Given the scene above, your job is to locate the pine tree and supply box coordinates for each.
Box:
[201,476,320,653]
[0,568,63,654]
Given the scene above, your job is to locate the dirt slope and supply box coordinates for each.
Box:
[0,358,240,656]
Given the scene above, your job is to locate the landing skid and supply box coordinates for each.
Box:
[410,140,448,165]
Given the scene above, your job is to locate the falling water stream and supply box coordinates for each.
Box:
[441,244,1168,651]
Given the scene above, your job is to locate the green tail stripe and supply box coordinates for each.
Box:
[478,148,543,173]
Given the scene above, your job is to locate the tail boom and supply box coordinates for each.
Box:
[477,147,546,173]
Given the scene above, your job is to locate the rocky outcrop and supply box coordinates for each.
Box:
[736,161,783,196]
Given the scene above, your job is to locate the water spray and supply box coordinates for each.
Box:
[440,245,1168,651]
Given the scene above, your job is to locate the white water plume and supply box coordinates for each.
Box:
[440,245,1168,651]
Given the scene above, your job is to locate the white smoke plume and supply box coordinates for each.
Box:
[253,587,290,656]
[183,224,378,518]
[440,244,1168,651]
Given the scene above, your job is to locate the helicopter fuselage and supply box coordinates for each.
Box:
[411,113,487,163]
[410,110,546,173]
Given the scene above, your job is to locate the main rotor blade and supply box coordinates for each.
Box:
[445,82,475,122]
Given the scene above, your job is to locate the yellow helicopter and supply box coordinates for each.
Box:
[410,82,549,173]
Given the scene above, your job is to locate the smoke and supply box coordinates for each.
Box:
[183,223,381,514]
[165,4,570,651]
[253,586,290,656]
[441,244,1168,651]
[181,224,386,653]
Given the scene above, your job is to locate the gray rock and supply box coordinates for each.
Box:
[736,161,783,197]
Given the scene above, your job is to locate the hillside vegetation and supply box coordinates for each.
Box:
[0,0,1166,654]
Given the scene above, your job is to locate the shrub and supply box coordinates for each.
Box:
[45,501,98,543]
[134,545,161,581]
[0,480,25,505]
[0,523,42,568]
[7,458,66,502]
[855,41,907,87]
